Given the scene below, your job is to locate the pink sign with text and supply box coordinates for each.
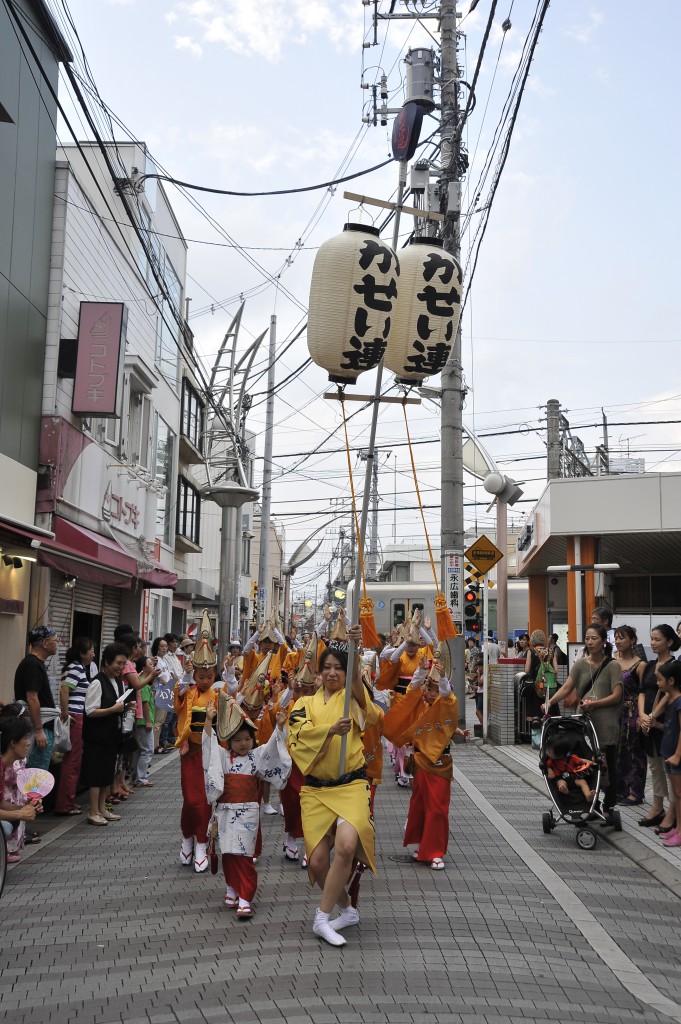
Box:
[72,302,127,417]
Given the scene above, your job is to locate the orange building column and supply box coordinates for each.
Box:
[528,575,547,636]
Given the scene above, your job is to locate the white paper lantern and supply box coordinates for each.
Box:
[384,238,462,385]
[307,224,399,384]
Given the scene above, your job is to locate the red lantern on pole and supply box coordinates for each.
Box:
[307,224,399,384]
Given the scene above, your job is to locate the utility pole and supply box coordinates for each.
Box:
[257,314,276,619]
[546,398,561,479]
[439,0,467,723]
[360,450,381,581]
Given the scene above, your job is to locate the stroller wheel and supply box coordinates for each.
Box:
[542,812,554,834]
[611,809,623,832]
[576,828,597,850]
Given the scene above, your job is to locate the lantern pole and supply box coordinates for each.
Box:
[339,161,408,776]
[439,0,467,728]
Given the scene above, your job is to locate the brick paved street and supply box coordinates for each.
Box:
[1,745,680,1024]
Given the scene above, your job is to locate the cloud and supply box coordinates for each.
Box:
[527,75,555,98]
[174,35,203,57]
[564,10,604,45]
[170,0,364,62]
[165,11,178,23]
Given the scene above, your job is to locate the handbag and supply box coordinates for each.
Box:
[52,715,72,754]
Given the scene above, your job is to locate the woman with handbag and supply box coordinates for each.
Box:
[637,624,680,832]
[82,643,136,826]
[547,625,623,825]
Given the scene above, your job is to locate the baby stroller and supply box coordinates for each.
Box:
[538,713,622,850]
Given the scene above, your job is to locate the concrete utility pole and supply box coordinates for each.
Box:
[439,0,467,722]
[546,398,561,479]
[257,314,277,619]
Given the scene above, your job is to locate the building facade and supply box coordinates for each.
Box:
[0,1,72,699]
[27,142,204,694]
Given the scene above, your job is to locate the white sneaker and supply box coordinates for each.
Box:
[180,837,194,866]
[194,842,208,873]
[329,906,360,932]
[313,909,346,946]
[263,803,277,815]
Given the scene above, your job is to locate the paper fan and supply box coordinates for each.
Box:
[15,767,55,799]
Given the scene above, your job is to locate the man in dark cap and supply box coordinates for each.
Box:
[14,625,59,769]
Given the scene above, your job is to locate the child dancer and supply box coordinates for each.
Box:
[175,610,225,872]
[202,696,291,918]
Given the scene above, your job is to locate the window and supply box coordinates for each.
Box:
[128,392,152,469]
[393,602,406,627]
[153,413,175,544]
[651,576,681,612]
[89,416,119,448]
[156,255,180,386]
[176,476,201,546]
[613,575,649,612]
[181,378,204,452]
[242,535,251,575]
[393,562,410,582]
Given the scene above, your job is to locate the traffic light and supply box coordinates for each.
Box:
[464,583,481,635]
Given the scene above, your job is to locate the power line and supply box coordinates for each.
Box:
[137,158,396,198]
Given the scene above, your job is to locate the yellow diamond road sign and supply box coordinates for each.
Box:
[465,534,504,577]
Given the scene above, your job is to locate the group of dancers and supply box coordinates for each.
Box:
[173,605,468,945]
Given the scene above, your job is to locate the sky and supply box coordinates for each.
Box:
[48,0,681,602]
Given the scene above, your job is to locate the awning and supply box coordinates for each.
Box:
[37,518,177,590]
[138,560,178,590]
[0,514,55,545]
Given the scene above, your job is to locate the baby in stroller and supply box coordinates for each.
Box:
[545,734,597,803]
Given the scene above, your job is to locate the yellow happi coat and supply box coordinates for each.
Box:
[288,687,379,875]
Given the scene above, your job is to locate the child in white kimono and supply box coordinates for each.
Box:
[202,700,290,918]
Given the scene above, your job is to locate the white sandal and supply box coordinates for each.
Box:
[283,841,299,861]
[431,857,445,871]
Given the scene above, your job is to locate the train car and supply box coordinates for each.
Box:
[345,578,529,638]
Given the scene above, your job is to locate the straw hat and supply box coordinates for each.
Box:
[295,631,318,685]
[240,652,273,711]
[217,691,255,744]
[405,607,422,646]
[193,610,217,669]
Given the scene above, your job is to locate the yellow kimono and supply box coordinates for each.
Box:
[288,687,379,875]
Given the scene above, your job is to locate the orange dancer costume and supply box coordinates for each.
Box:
[377,609,435,786]
[175,610,226,873]
[277,631,322,863]
[383,651,468,870]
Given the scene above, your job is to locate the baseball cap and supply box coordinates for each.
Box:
[28,625,57,645]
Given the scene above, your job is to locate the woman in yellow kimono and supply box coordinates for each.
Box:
[383,654,469,870]
[288,624,379,947]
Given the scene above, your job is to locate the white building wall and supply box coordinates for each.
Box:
[38,149,195,637]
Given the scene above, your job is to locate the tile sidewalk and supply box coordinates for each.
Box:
[0,741,679,1024]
